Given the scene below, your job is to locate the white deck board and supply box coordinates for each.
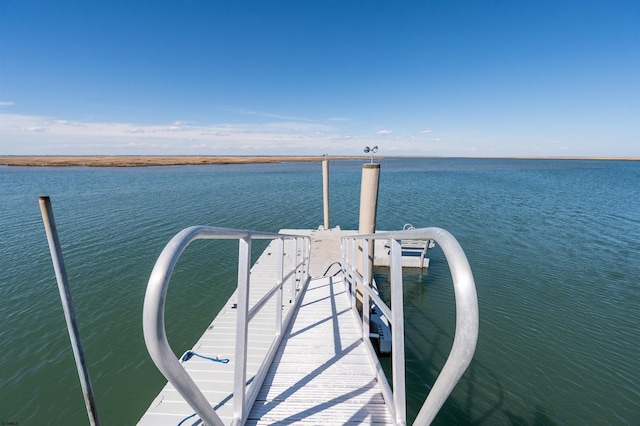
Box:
[139,228,392,425]
[247,272,392,425]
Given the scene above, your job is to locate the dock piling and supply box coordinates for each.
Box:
[357,163,380,304]
[322,156,330,229]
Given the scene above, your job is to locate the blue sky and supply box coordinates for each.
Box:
[1,1,638,157]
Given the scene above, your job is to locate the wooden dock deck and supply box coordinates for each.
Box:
[138,228,393,425]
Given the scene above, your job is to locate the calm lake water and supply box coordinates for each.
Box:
[1,158,638,425]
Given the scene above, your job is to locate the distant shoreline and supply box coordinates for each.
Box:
[0,155,353,167]
[0,155,637,167]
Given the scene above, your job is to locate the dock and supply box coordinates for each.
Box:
[138,227,393,425]
[139,225,477,426]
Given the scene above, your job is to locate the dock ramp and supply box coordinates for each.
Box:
[139,227,478,425]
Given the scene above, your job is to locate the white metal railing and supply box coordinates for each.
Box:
[142,226,310,426]
[341,227,479,425]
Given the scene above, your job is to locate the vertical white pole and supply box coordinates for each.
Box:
[276,238,284,336]
[290,237,298,303]
[233,236,251,423]
[305,237,311,283]
[322,157,330,229]
[350,238,357,310]
[362,239,371,339]
[38,196,100,426]
[390,238,407,425]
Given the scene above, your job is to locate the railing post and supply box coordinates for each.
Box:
[390,238,407,425]
[290,237,298,303]
[305,237,311,282]
[233,236,251,423]
[341,238,348,296]
[344,238,351,299]
[276,238,284,336]
[299,237,305,286]
[362,239,371,339]
[350,238,357,310]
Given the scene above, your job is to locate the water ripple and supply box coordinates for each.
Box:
[2,160,639,425]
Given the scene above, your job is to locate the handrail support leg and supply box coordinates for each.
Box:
[233,236,251,423]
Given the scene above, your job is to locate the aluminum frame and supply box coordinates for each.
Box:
[142,226,311,426]
[341,227,479,426]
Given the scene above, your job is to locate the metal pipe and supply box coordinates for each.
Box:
[290,237,298,303]
[233,236,251,423]
[362,239,371,342]
[322,157,330,229]
[390,238,407,425]
[276,238,284,337]
[38,196,101,426]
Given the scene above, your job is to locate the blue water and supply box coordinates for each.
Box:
[1,159,638,425]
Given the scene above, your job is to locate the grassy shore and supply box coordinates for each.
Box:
[0,155,359,167]
[0,155,636,167]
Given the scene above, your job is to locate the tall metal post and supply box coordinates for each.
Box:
[38,196,100,426]
[322,156,330,229]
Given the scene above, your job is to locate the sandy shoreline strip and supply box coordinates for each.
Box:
[0,155,636,167]
[0,155,358,167]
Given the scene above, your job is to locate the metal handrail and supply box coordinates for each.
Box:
[143,226,311,426]
[341,227,479,425]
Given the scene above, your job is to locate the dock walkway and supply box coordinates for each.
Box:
[139,228,393,425]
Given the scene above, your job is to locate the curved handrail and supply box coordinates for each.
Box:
[342,227,479,425]
[143,226,310,426]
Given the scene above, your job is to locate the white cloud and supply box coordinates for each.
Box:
[230,108,310,122]
[0,101,15,107]
[0,113,345,155]
[2,112,598,157]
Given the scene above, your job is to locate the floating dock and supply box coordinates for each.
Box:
[138,227,393,425]
[373,237,434,269]
[138,225,478,426]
